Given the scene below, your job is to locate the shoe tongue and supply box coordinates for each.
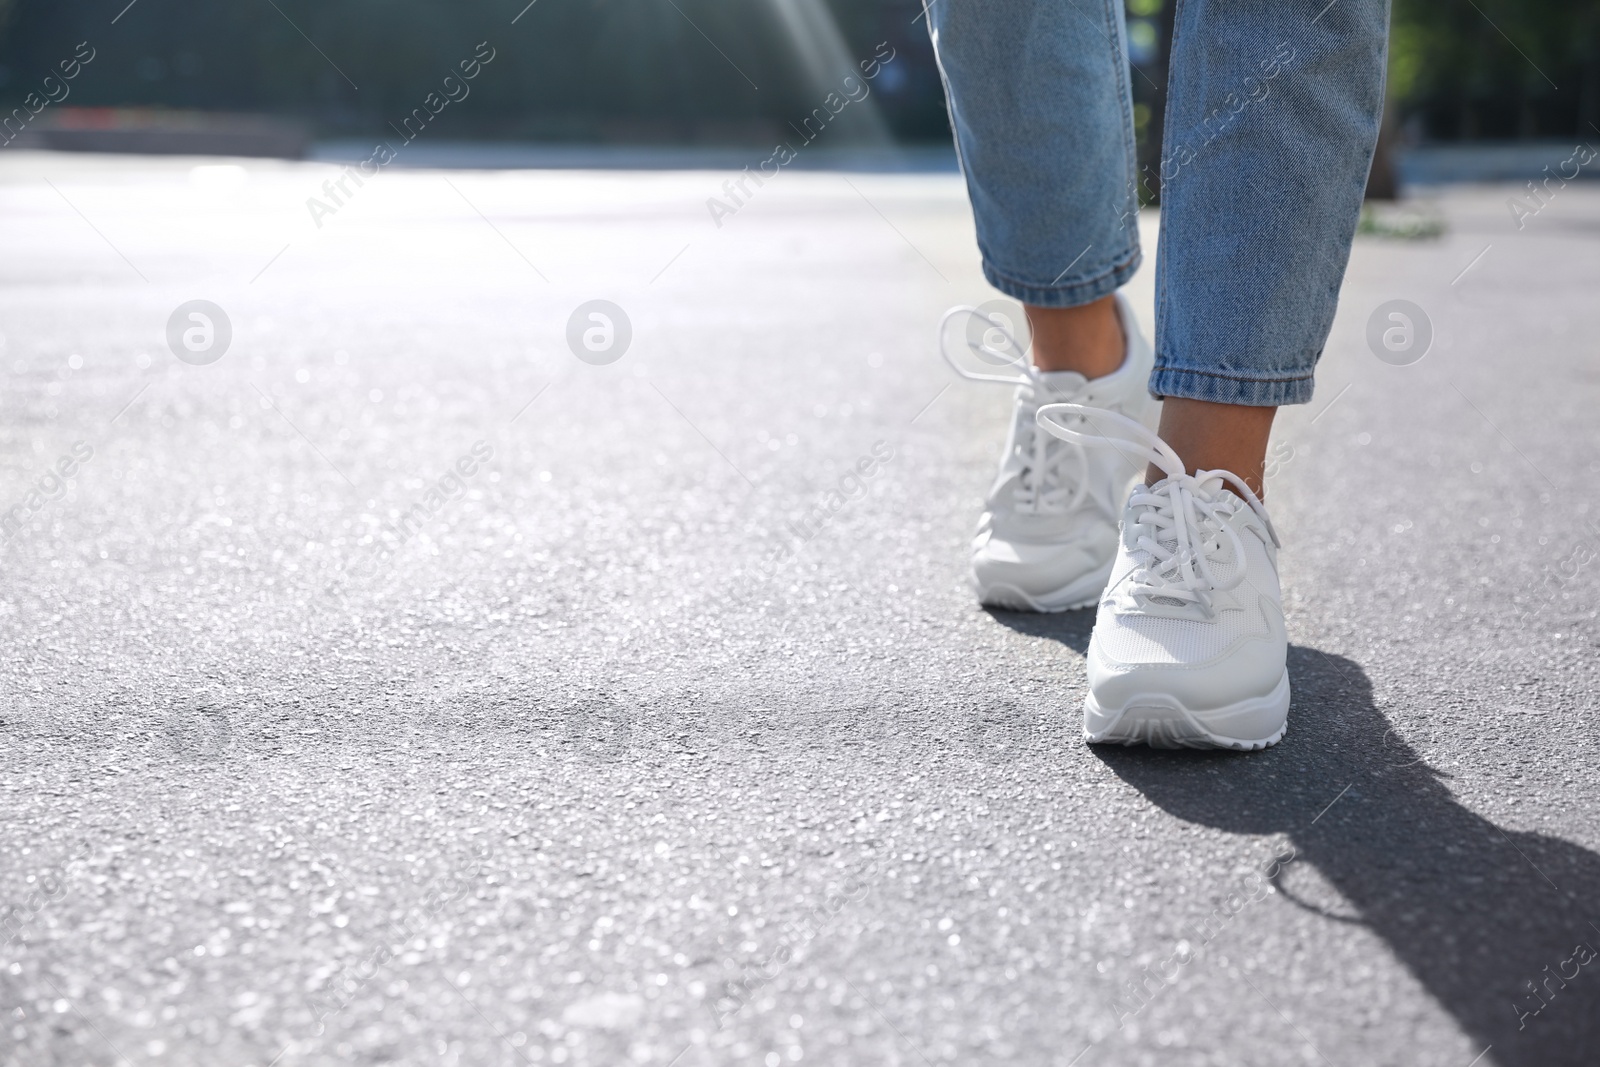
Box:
[1035,370,1088,397]
[1146,473,1232,504]
[1134,477,1240,606]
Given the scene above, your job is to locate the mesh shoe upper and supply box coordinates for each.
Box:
[1033,404,1289,717]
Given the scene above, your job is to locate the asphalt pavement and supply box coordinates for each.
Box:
[2,150,1598,1067]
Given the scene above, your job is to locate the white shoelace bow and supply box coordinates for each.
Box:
[1035,403,1280,614]
[938,305,1091,515]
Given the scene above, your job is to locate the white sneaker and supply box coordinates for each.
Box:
[1035,404,1289,750]
[940,293,1155,612]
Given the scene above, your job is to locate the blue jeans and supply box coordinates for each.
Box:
[926,0,1390,405]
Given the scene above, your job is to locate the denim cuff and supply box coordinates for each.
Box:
[980,246,1143,309]
[1148,364,1316,407]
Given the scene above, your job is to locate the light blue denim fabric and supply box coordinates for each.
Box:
[926,0,1390,405]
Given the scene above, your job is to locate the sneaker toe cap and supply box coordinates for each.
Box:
[1087,632,1287,714]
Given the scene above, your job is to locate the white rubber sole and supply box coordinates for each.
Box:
[1083,671,1290,750]
[975,559,1114,614]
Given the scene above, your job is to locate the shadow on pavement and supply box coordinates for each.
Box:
[1091,646,1599,1067]
[983,606,1096,655]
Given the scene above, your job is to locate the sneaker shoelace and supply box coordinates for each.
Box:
[1035,403,1280,615]
[938,305,1091,516]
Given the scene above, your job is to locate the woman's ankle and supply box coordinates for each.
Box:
[1147,398,1278,497]
[1025,294,1125,378]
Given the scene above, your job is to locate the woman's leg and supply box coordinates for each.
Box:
[928,0,1158,613]
[926,0,1143,318]
[1152,398,1278,496]
[1151,0,1391,491]
[1055,1,1390,749]
[1027,296,1126,377]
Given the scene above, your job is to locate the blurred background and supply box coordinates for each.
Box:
[2,0,1597,189]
